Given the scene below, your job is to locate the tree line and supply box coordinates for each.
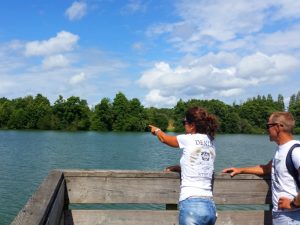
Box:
[0,92,300,134]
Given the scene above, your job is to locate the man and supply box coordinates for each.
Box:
[223,112,300,225]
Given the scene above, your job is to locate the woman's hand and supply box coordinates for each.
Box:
[164,165,181,173]
[148,125,160,135]
[278,196,293,209]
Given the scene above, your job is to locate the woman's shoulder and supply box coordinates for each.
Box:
[177,133,208,139]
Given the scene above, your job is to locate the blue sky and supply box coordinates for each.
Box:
[0,0,300,108]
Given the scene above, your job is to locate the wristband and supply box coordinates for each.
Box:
[154,128,161,135]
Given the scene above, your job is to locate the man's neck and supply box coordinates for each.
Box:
[277,133,293,145]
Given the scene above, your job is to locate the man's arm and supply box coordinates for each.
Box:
[222,160,272,177]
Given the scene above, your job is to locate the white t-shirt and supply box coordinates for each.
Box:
[272,140,300,212]
[177,133,216,201]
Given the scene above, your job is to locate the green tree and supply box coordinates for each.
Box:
[238,94,284,133]
[7,97,32,129]
[0,98,12,128]
[112,92,129,131]
[27,94,52,129]
[277,94,285,111]
[53,96,91,130]
[172,99,187,132]
[8,109,27,129]
[52,95,67,129]
[91,98,113,131]
[222,110,241,133]
[126,98,147,131]
[288,91,300,128]
[146,107,170,131]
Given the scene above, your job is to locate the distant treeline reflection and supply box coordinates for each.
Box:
[1,91,300,134]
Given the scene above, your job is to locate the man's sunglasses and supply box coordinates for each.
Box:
[266,123,283,129]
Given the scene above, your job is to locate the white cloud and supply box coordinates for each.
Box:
[237,52,275,78]
[42,54,70,69]
[138,0,300,107]
[146,0,300,54]
[65,1,87,21]
[258,25,300,53]
[144,89,178,108]
[122,0,148,14]
[0,80,16,95]
[138,52,300,106]
[237,52,300,78]
[271,0,300,20]
[132,42,144,51]
[24,31,79,56]
[146,0,269,52]
[146,23,175,37]
[0,37,130,105]
[69,72,86,85]
[218,89,243,97]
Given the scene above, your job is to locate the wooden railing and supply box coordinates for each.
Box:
[11,170,272,225]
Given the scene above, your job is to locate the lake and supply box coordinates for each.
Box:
[1,130,298,224]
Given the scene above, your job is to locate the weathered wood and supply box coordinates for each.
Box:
[46,179,65,225]
[63,210,272,225]
[11,170,64,225]
[214,173,271,204]
[63,170,180,178]
[63,170,271,205]
[65,176,180,204]
[216,211,272,225]
[12,170,273,225]
[64,210,178,225]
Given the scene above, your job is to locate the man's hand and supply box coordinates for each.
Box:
[278,196,293,209]
[222,167,242,177]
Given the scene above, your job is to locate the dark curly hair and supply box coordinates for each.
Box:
[185,107,219,140]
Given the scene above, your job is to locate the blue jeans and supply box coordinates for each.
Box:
[179,197,217,225]
[273,210,300,225]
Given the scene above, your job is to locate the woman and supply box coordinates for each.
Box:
[149,106,218,225]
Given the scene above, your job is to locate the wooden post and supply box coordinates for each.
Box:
[11,170,64,225]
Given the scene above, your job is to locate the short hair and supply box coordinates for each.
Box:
[270,112,295,133]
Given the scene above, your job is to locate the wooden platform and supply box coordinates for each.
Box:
[11,170,272,225]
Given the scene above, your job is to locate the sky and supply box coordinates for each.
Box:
[0,0,300,108]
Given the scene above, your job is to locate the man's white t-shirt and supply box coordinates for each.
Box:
[177,133,216,202]
[272,140,300,212]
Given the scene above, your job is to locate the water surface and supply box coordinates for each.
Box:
[1,131,296,224]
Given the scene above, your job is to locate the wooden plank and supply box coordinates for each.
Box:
[12,170,273,225]
[216,211,272,225]
[65,176,180,204]
[214,173,270,180]
[64,210,272,225]
[64,210,178,225]
[11,170,64,225]
[63,170,269,181]
[46,180,65,225]
[213,176,271,204]
[63,170,180,178]
[64,171,271,205]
